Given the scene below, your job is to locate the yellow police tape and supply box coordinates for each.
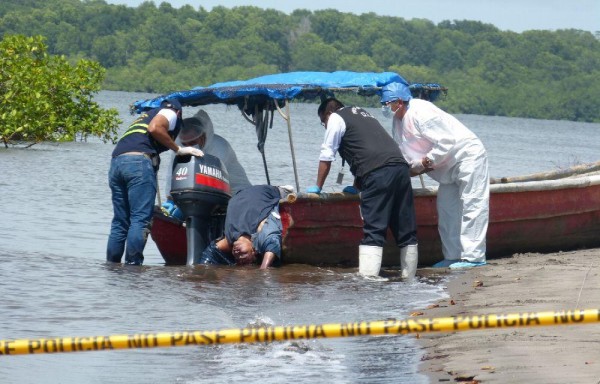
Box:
[1,308,598,356]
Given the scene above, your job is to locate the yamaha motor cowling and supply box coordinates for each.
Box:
[170,154,231,265]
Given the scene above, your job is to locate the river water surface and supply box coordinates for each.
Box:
[1,90,599,383]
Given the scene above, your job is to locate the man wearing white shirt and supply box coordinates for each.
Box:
[307,98,419,279]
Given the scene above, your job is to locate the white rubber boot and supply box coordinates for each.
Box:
[358,245,383,277]
[400,244,419,280]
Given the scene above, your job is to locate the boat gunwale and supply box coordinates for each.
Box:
[282,173,600,200]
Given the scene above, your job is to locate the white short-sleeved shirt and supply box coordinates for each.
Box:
[157,109,179,131]
[318,113,347,162]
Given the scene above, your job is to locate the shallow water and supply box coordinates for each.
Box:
[1,90,599,383]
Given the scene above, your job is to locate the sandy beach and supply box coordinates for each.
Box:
[415,248,600,383]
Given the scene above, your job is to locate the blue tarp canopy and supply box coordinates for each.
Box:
[132,71,446,114]
[131,71,447,191]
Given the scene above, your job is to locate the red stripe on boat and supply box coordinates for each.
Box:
[195,174,231,193]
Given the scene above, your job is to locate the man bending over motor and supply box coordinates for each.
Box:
[199,185,293,269]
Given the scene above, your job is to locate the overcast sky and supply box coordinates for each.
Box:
[106,0,599,33]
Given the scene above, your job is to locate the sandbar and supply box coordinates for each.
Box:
[416,249,600,383]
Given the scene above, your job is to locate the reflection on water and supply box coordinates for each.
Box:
[1,90,599,383]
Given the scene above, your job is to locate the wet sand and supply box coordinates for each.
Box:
[415,249,600,383]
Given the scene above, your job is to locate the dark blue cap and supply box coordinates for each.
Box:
[160,98,182,111]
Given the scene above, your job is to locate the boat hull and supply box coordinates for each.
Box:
[151,175,600,267]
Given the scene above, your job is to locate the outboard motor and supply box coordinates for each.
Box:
[170,154,231,265]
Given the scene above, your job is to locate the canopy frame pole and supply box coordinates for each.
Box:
[274,99,300,193]
[240,98,273,185]
[240,109,254,125]
[255,104,271,185]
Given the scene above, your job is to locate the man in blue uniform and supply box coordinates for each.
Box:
[107,98,203,265]
[307,98,419,279]
[199,185,291,269]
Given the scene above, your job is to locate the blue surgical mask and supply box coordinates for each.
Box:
[381,102,400,119]
[381,104,393,119]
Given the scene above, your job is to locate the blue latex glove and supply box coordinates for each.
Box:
[161,200,176,216]
[172,207,184,221]
[306,185,321,194]
[342,186,358,194]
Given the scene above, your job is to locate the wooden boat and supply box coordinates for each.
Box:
[133,71,600,267]
[150,164,600,266]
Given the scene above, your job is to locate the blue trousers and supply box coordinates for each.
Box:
[359,163,417,248]
[198,240,235,266]
[106,154,157,265]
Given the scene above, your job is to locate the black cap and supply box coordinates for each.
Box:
[160,98,182,112]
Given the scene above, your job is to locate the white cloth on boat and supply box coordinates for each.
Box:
[392,98,489,263]
[165,109,252,196]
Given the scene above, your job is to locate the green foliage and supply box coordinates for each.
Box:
[291,33,340,71]
[0,34,121,146]
[1,1,599,122]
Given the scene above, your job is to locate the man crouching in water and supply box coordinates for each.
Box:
[199,185,293,269]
